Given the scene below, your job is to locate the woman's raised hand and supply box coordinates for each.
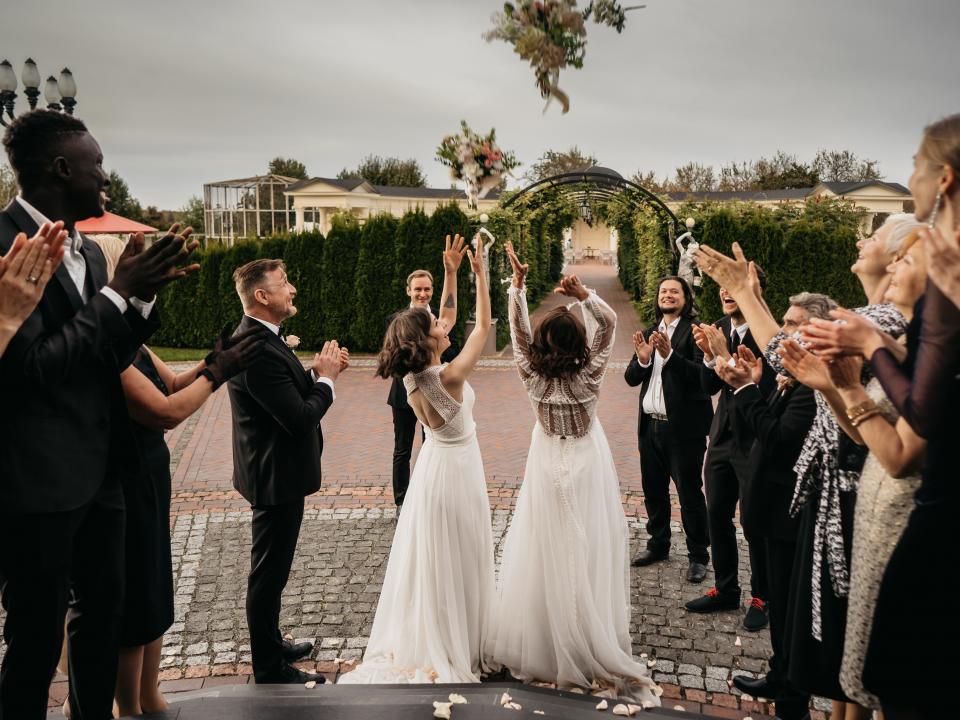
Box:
[443,234,468,274]
[924,225,960,310]
[553,274,589,301]
[505,241,528,288]
[466,233,485,278]
[694,241,753,296]
[801,308,884,360]
[778,338,834,392]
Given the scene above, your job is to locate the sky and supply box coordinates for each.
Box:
[4,0,958,209]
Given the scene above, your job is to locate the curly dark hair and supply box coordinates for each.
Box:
[375,307,435,380]
[2,109,88,187]
[527,306,591,379]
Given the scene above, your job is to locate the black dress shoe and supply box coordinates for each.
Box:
[631,549,669,567]
[743,597,769,631]
[256,662,326,685]
[281,639,314,662]
[686,562,707,583]
[732,674,774,697]
[684,588,740,613]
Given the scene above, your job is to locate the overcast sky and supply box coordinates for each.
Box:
[5,0,957,209]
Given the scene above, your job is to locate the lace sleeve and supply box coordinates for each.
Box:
[508,285,534,380]
[405,366,461,424]
[581,290,616,381]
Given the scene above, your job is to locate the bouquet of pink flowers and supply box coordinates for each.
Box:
[484,0,643,113]
[436,121,519,209]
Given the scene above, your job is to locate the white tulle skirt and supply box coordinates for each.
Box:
[339,431,497,684]
[490,420,660,704]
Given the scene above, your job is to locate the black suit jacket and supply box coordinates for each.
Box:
[228,315,334,506]
[385,308,460,409]
[699,315,776,449]
[0,200,159,514]
[732,382,816,541]
[623,317,713,439]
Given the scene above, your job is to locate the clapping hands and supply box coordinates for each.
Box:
[110,223,200,301]
[0,222,66,332]
[312,340,345,381]
[716,346,763,389]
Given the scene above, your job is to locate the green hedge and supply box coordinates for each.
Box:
[614,196,867,325]
[152,204,564,353]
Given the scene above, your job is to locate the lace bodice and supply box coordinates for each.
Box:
[508,285,616,438]
[403,364,476,446]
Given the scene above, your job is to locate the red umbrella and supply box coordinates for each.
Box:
[76,211,158,234]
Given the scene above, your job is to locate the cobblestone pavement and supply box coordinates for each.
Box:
[3,262,832,718]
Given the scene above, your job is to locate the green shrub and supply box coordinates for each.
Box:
[320,214,361,345]
[352,213,399,350]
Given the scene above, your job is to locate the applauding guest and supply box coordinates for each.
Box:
[0,109,199,720]
[227,258,347,685]
[624,276,712,582]
[115,328,267,716]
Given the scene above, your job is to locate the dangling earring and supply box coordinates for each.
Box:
[928,189,942,228]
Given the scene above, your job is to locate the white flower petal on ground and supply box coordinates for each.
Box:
[595,699,608,710]
[741,693,753,702]
[647,659,657,667]
[432,701,452,720]
[500,692,513,707]
[506,702,523,710]
[448,693,468,705]
[534,712,545,716]
[304,681,316,689]
[611,704,633,716]
[628,705,643,714]
[735,636,742,647]
[673,705,686,711]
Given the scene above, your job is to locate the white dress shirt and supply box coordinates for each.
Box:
[245,315,335,399]
[16,196,154,318]
[640,316,680,417]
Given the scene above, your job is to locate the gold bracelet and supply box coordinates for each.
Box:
[850,407,882,427]
[845,399,878,423]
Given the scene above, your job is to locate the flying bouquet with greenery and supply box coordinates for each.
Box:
[484,0,644,113]
[436,120,519,209]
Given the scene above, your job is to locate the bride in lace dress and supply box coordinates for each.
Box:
[489,243,660,705]
[339,234,497,684]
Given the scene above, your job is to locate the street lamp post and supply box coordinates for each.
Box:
[0,58,78,126]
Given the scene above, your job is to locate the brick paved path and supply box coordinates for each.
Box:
[4,262,833,719]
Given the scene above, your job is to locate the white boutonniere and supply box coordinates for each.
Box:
[285,335,300,349]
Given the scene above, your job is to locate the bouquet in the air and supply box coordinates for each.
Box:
[484,0,643,113]
[436,121,519,209]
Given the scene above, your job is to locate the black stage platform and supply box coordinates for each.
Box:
[125,683,704,719]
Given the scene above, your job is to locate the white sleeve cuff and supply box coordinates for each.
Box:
[638,359,652,368]
[129,295,156,319]
[733,382,756,395]
[100,286,128,314]
[314,375,336,401]
[662,349,674,363]
[703,357,717,369]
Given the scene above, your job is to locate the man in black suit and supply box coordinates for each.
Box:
[716,292,835,720]
[0,110,198,720]
[685,274,776,631]
[624,276,713,583]
[227,258,345,684]
[387,267,460,509]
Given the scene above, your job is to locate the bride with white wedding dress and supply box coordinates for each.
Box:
[489,243,660,705]
[339,234,497,684]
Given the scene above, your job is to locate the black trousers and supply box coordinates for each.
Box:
[247,498,304,680]
[764,537,810,720]
[639,418,709,564]
[391,406,421,507]
[704,438,767,600]
[0,481,125,720]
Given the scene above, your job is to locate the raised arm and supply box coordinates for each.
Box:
[438,234,468,331]
[442,234,490,388]
[504,240,533,379]
[694,242,780,348]
[579,285,616,379]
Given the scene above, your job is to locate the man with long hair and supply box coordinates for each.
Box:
[625,276,713,583]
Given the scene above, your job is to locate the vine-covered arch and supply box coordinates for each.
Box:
[501,165,681,256]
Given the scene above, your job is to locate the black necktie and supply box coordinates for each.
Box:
[729,329,742,354]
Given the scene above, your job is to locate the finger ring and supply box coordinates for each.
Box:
[27,276,39,284]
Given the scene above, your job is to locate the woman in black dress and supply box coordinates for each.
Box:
[115,331,266,716]
[862,114,960,720]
